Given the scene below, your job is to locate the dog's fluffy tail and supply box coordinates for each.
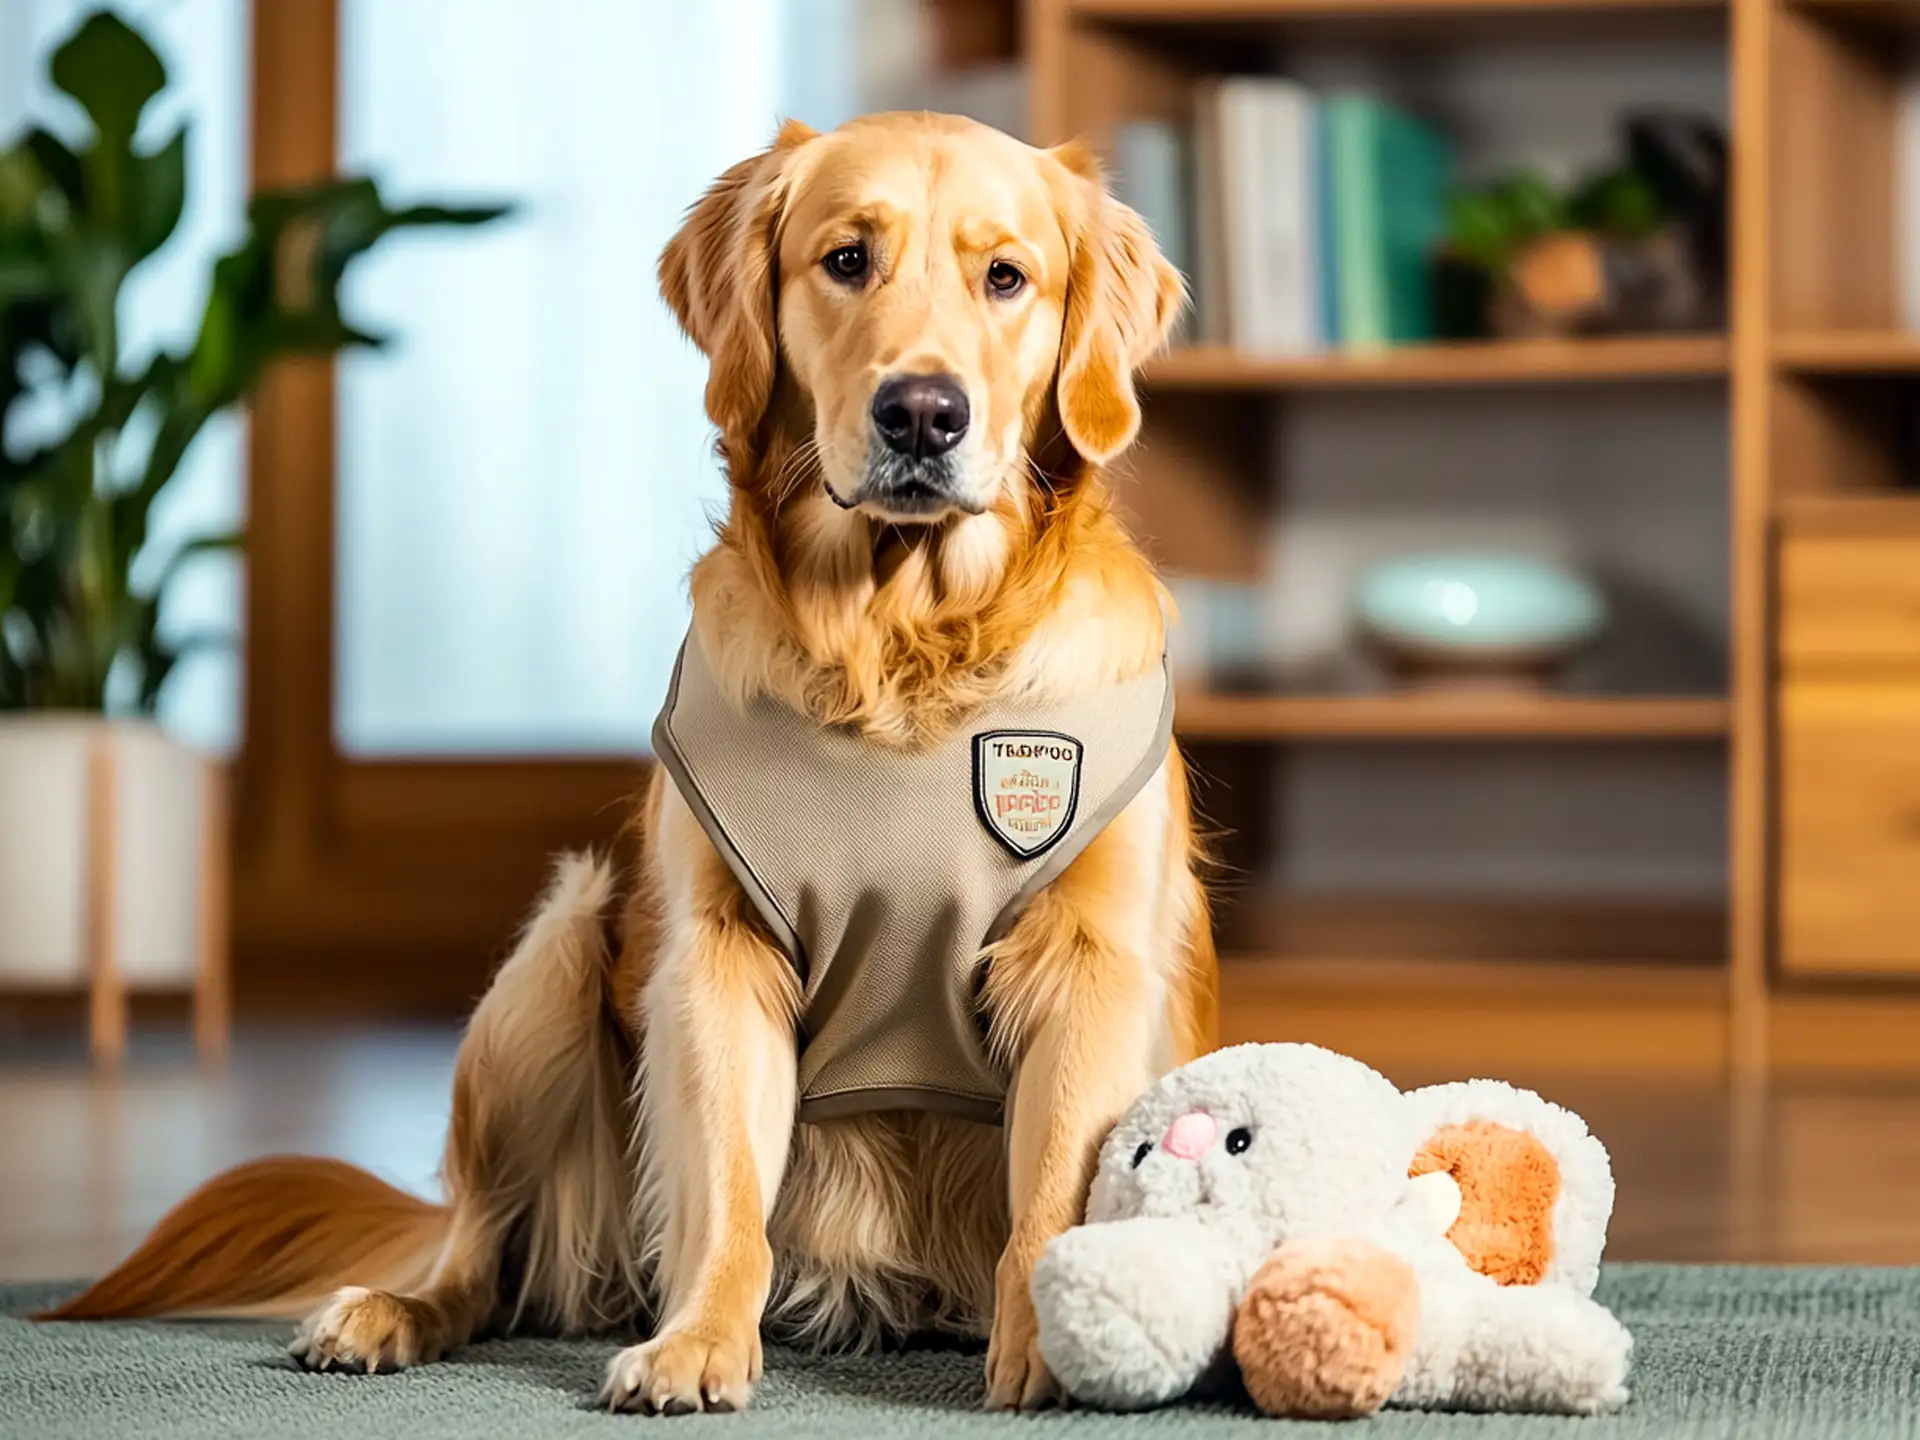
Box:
[42,1155,446,1320]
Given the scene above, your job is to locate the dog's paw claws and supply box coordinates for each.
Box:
[289,1287,428,1376]
[602,1328,760,1415]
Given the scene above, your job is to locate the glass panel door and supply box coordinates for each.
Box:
[333,0,865,756]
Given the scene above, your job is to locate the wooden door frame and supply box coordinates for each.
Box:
[236,0,640,1016]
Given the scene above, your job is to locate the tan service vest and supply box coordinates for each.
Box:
[652,629,1174,1125]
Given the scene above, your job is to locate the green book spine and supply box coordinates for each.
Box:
[1330,97,1386,350]
[1377,110,1454,344]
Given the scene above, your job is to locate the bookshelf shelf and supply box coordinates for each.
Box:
[1070,0,1724,20]
[1061,0,1726,52]
[1145,335,1728,391]
[1773,331,1920,373]
[1175,691,1731,740]
[1781,0,1920,33]
[1222,955,1726,1000]
[1775,492,1920,529]
[1215,955,1730,1069]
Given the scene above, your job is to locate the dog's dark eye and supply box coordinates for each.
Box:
[1225,1127,1253,1156]
[1131,1140,1153,1169]
[823,244,868,284]
[986,260,1025,297]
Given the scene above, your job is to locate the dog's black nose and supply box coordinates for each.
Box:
[871,374,970,460]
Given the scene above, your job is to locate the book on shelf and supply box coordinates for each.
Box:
[1192,84,1229,345]
[1112,121,1196,338]
[1109,84,1455,357]
[1323,94,1455,350]
[1900,63,1920,333]
[1202,78,1322,353]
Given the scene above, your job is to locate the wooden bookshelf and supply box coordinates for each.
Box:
[1056,0,1731,49]
[1147,335,1728,391]
[1217,957,1732,1071]
[1176,691,1731,739]
[984,0,1920,1077]
[1780,0,1920,31]
[1773,330,1920,372]
[1225,957,1727,1002]
[1069,0,1725,20]
[1775,491,1920,528]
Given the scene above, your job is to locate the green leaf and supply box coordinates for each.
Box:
[1496,172,1568,241]
[52,230,125,371]
[49,12,166,151]
[1571,167,1664,240]
[147,527,243,601]
[186,244,264,405]
[127,123,187,259]
[1446,190,1513,273]
[0,254,56,305]
[133,625,235,713]
[22,128,85,211]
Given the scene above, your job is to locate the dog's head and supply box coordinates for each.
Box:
[660,112,1184,524]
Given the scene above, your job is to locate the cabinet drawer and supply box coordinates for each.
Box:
[1780,681,1920,975]
[1780,534,1920,671]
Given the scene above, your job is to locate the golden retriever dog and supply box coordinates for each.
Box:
[49,112,1217,1414]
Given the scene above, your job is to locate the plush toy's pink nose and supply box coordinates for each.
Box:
[1160,1110,1217,1161]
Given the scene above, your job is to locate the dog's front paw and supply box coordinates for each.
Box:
[601,1326,762,1415]
[986,1254,1059,1410]
[289,1287,433,1374]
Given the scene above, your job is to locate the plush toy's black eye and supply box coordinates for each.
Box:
[1225,1127,1253,1156]
[1131,1140,1153,1169]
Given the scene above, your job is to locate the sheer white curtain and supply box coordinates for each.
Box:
[335,0,872,755]
[1,0,249,753]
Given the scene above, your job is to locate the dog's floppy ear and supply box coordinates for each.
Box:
[1049,141,1187,467]
[659,119,817,461]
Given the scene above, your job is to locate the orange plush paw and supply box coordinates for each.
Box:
[1231,1238,1420,1419]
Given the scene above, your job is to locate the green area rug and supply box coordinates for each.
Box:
[4,1266,1918,1438]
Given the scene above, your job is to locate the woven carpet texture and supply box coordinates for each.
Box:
[4,1266,1919,1439]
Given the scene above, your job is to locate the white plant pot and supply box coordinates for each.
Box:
[0,715,227,1060]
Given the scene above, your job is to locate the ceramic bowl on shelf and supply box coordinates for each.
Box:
[1163,576,1270,691]
[1354,553,1609,688]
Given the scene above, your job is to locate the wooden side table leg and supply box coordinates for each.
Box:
[87,737,126,1068]
[194,761,231,1066]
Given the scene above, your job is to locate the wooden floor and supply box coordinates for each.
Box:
[2,1027,1919,1282]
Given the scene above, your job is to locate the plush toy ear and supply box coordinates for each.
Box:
[1409,1120,1560,1286]
[1049,141,1187,466]
[1404,1080,1615,1295]
[658,119,816,465]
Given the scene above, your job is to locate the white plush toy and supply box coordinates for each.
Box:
[1031,1043,1632,1418]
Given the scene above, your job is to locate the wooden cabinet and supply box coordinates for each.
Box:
[1780,533,1920,976]
[1781,534,1920,673]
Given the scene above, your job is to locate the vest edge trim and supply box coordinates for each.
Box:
[652,642,807,971]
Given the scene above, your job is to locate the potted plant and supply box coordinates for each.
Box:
[0,13,507,1059]
[1433,113,1727,339]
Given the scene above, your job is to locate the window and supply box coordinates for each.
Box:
[333,0,866,755]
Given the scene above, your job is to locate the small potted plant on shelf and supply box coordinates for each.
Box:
[0,13,508,1060]
[1434,112,1727,339]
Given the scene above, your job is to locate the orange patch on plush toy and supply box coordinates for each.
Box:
[1232,1237,1420,1419]
[1410,1120,1559,1285]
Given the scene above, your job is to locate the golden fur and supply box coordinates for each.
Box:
[46,112,1218,1414]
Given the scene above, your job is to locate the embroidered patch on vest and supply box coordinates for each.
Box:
[973,731,1083,858]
